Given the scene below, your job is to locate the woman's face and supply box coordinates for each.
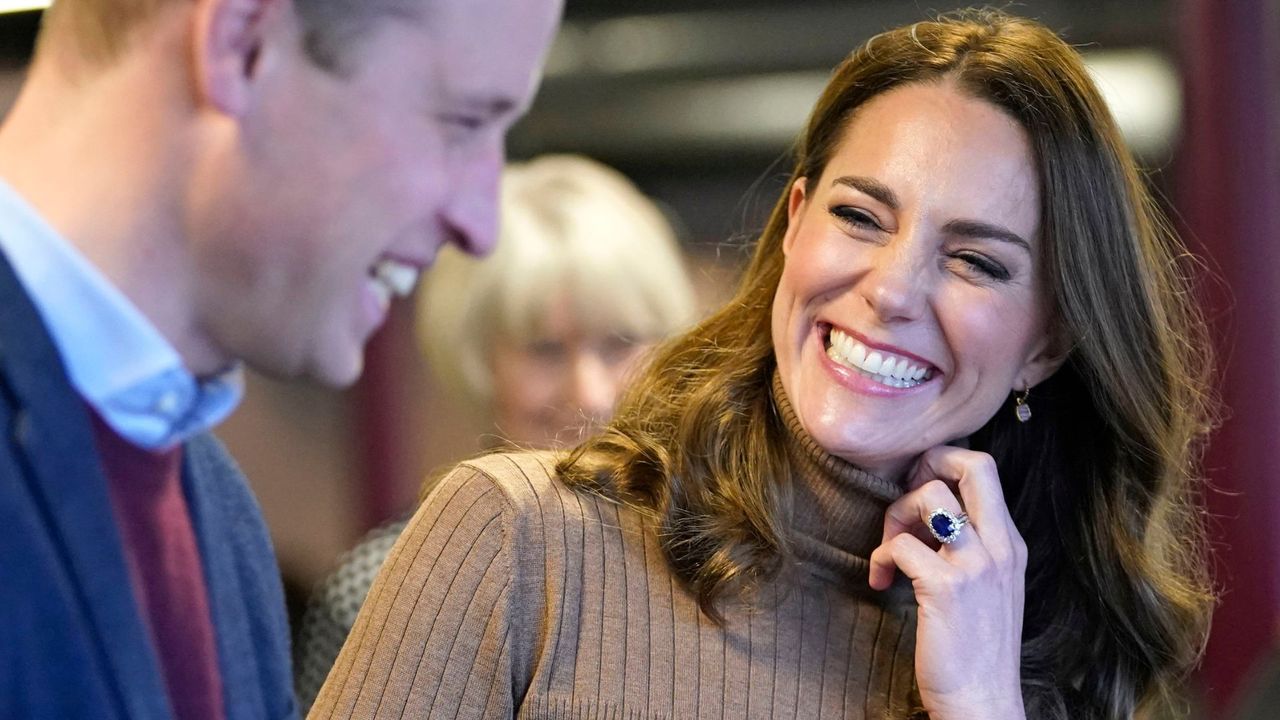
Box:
[772,81,1062,480]
[490,292,649,447]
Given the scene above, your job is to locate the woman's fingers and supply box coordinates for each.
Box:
[909,446,1026,571]
[869,529,949,590]
[870,447,1028,590]
[881,478,972,548]
[872,478,971,589]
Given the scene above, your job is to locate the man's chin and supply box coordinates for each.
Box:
[309,350,366,389]
[245,345,365,388]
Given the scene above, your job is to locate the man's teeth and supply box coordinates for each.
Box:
[371,259,420,298]
[826,328,932,389]
[369,278,392,313]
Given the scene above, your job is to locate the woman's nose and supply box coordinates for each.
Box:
[571,352,616,421]
[859,242,929,323]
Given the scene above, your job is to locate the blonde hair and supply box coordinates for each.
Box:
[418,154,695,406]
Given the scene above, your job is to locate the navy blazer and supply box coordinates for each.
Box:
[0,250,297,719]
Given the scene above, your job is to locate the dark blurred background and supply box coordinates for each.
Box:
[2,1,1277,717]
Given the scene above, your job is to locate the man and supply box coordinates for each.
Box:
[0,0,560,716]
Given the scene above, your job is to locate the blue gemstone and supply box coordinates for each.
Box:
[931,513,955,538]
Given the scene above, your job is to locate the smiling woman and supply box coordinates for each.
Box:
[772,81,1056,481]
[312,9,1213,720]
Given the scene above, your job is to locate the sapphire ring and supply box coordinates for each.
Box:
[927,508,969,545]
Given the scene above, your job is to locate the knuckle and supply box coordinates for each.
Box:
[972,452,998,476]
[890,533,916,553]
[987,546,1013,570]
[936,568,967,596]
[974,553,999,579]
[1012,535,1029,565]
[922,479,953,503]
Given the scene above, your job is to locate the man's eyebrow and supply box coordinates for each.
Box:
[943,219,1032,252]
[832,175,900,211]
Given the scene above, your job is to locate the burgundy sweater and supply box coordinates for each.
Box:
[89,410,225,720]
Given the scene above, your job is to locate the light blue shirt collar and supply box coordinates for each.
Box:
[0,178,242,450]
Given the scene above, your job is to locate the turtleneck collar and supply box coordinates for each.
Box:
[771,372,908,592]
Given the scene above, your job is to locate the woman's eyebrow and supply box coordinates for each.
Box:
[831,175,900,210]
[943,219,1031,252]
[830,175,1031,252]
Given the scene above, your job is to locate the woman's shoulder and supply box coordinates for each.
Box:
[453,449,563,498]
[422,449,634,548]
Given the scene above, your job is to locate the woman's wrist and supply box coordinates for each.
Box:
[925,692,1026,720]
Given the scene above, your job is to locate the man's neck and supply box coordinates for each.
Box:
[0,52,228,377]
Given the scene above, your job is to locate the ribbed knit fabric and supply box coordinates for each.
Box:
[311,379,918,719]
[296,518,410,712]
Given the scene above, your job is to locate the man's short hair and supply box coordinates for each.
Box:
[39,0,424,72]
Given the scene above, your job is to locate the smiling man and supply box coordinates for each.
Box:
[0,0,560,716]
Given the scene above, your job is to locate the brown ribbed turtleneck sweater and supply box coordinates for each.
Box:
[311,380,919,719]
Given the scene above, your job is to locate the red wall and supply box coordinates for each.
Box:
[1179,0,1280,711]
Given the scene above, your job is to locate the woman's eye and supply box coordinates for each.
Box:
[950,251,1011,281]
[526,339,567,360]
[601,335,639,363]
[830,206,883,232]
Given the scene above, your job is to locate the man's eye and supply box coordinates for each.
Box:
[438,114,484,131]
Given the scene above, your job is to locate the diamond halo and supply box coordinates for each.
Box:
[926,508,969,544]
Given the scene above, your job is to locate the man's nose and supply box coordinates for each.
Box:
[441,139,504,256]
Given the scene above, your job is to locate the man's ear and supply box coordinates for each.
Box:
[191,0,289,117]
[782,177,808,256]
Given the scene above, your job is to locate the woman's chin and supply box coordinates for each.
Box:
[813,431,917,481]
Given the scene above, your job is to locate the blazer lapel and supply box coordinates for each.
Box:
[0,250,172,719]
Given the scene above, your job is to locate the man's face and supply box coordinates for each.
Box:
[189,0,562,385]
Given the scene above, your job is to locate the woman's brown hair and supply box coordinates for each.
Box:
[559,9,1214,719]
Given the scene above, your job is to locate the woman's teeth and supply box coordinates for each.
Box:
[826,327,932,389]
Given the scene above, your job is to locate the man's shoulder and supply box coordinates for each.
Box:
[181,432,278,577]
[0,248,81,430]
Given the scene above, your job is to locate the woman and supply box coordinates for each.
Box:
[417,154,697,449]
[311,11,1213,719]
[293,155,695,711]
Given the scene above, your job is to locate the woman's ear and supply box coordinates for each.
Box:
[782,177,808,256]
[191,0,290,117]
[1016,326,1070,391]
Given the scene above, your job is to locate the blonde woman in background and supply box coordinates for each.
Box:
[421,155,695,448]
[293,155,696,711]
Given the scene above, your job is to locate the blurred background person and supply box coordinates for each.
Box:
[420,154,696,449]
[292,154,696,711]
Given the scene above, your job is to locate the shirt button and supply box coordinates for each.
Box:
[155,391,180,415]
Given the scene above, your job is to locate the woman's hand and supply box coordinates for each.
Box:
[868,446,1027,720]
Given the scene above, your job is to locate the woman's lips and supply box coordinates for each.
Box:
[816,323,939,394]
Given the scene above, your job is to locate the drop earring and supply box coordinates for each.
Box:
[1014,386,1032,423]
